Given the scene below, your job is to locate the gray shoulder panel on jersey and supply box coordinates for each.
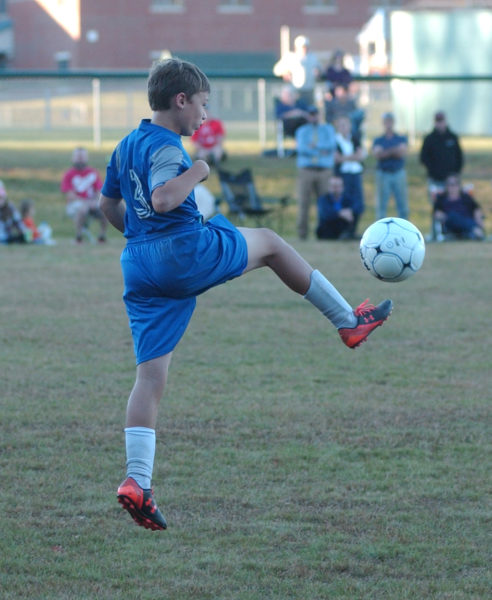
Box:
[150,145,183,190]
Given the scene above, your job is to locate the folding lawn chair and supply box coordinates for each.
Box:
[217,168,289,231]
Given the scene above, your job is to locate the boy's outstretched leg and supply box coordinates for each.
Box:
[238,227,392,347]
[117,354,171,531]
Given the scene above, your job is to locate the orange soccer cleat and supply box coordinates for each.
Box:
[338,299,393,349]
[117,477,167,531]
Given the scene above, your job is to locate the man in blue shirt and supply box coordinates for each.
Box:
[371,112,409,220]
[295,105,336,239]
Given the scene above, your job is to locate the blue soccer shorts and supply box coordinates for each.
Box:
[121,215,248,365]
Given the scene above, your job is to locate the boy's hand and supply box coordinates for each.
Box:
[193,159,210,182]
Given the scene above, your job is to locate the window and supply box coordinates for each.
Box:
[0,0,7,15]
[150,0,185,14]
[217,0,252,14]
[303,0,337,14]
[372,0,402,7]
[54,51,71,71]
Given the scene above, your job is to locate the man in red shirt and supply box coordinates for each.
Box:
[60,147,107,243]
[191,114,226,165]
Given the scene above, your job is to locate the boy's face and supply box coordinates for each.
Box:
[180,91,209,136]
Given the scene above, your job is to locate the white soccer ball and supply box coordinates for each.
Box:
[360,218,425,282]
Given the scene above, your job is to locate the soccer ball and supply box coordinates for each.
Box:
[360,218,425,282]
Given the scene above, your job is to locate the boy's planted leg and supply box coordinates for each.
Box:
[117,353,171,531]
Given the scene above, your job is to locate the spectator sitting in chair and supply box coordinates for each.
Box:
[191,112,226,165]
[0,180,29,244]
[275,85,311,138]
[433,175,485,240]
[316,175,357,240]
[60,147,107,244]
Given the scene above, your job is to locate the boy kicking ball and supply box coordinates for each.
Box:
[99,58,392,531]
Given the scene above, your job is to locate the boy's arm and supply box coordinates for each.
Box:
[152,159,209,213]
[99,194,126,233]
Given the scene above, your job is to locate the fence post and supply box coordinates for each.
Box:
[257,77,266,149]
[92,78,101,147]
[44,87,51,131]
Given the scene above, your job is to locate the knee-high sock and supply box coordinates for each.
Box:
[125,426,156,490]
[304,269,356,329]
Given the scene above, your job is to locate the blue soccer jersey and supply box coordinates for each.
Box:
[101,119,203,240]
[102,118,248,364]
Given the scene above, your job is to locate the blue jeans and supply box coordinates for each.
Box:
[341,172,364,215]
[444,211,477,237]
[375,168,409,220]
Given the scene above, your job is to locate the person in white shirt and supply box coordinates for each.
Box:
[334,116,366,237]
[273,35,322,105]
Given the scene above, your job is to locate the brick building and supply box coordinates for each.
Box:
[6,0,414,71]
[4,1,491,73]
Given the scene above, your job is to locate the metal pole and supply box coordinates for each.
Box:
[44,88,51,130]
[258,78,266,149]
[280,25,290,57]
[92,78,101,147]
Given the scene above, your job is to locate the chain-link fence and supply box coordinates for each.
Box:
[1,73,491,147]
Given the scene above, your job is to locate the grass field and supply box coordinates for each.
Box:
[0,133,491,599]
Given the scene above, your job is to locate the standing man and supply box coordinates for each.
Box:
[420,110,464,193]
[371,112,409,220]
[295,105,336,239]
[273,35,321,105]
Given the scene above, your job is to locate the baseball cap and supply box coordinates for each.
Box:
[382,112,394,121]
[307,105,319,114]
[434,111,446,121]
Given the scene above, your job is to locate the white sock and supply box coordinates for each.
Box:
[125,426,156,490]
[304,269,357,329]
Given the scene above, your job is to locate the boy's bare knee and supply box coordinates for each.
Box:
[136,355,170,395]
[258,227,282,252]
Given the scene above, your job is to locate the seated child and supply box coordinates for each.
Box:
[0,180,28,244]
[20,198,56,245]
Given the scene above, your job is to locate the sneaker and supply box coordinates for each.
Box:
[117,477,167,531]
[338,299,393,349]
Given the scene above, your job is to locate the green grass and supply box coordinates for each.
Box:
[0,134,491,599]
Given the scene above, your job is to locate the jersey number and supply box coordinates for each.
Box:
[130,169,153,219]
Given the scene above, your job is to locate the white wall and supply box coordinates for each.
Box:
[390,9,492,136]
